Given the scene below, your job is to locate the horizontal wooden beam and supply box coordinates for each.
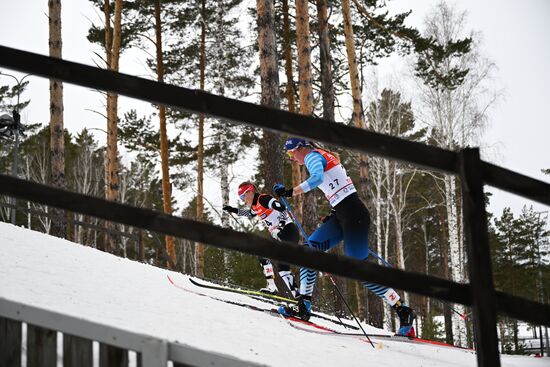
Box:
[2,46,547,205]
[0,45,458,175]
[1,174,549,326]
[481,161,550,206]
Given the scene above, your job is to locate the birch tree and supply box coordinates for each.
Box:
[413,2,499,346]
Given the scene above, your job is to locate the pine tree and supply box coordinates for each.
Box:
[256,0,283,190]
[48,0,66,238]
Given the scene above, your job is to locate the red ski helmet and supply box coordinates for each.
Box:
[238,182,256,199]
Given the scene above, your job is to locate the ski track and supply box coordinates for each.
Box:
[0,222,547,367]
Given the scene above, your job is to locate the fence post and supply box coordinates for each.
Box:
[0,317,21,366]
[458,148,500,367]
[27,324,57,367]
[63,333,93,367]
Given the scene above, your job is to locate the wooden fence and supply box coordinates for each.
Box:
[0,45,549,366]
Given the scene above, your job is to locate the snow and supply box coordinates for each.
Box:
[0,222,547,367]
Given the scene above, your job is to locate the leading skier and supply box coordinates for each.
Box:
[273,138,416,337]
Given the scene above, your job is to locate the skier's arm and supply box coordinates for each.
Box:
[294,152,326,194]
[237,208,256,218]
[258,195,286,212]
[223,205,256,218]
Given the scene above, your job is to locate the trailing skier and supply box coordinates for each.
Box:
[223,182,299,297]
[273,138,416,337]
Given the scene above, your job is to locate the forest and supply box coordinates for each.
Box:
[0,0,548,353]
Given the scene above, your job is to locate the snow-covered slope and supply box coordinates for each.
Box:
[0,222,546,366]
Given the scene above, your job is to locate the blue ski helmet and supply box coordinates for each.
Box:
[284,137,310,151]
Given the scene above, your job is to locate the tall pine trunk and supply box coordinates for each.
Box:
[316,0,347,315]
[341,0,369,202]
[257,0,283,190]
[282,0,303,222]
[154,0,176,267]
[295,0,317,235]
[316,0,335,122]
[196,0,207,277]
[48,0,65,238]
[103,0,123,253]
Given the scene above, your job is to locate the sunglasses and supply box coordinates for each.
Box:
[239,188,253,201]
[286,149,298,159]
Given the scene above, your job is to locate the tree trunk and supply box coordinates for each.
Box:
[438,203,454,344]
[294,0,317,235]
[154,0,176,267]
[282,0,303,223]
[316,0,335,122]
[103,0,123,253]
[341,0,369,203]
[257,0,283,190]
[48,0,65,238]
[196,0,207,277]
[445,175,466,346]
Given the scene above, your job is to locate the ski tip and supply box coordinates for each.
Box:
[166,274,175,285]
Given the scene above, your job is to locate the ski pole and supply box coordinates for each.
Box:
[278,195,374,348]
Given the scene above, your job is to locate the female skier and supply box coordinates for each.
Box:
[223,182,299,297]
[273,138,416,336]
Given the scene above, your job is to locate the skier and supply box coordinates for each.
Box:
[273,137,416,336]
[223,181,299,297]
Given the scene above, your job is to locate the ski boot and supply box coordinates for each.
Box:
[260,277,279,295]
[393,301,416,337]
[260,263,279,294]
[278,295,312,321]
[279,270,298,298]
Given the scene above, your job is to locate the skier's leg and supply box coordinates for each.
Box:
[258,258,278,294]
[299,215,343,297]
[337,194,415,336]
[276,224,300,297]
[278,216,343,320]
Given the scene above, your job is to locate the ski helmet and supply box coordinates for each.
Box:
[284,137,310,151]
[238,182,256,199]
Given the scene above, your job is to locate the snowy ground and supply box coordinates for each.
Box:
[0,222,547,367]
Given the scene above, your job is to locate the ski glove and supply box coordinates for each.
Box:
[222,205,239,214]
[272,183,293,198]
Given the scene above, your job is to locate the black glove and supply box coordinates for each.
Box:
[272,183,293,198]
[222,205,239,214]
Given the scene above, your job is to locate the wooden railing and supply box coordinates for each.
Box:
[0,45,549,367]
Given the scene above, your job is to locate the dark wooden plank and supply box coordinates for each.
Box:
[63,333,93,367]
[0,173,470,304]
[459,148,500,367]
[0,317,21,367]
[0,45,458,175]
[99,343,128,367]
[495,291,550,326]
[27,324,57,367]
[481,161,550,206]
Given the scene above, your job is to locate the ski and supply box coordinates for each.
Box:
[169,275,472,352]
[168,275,278,315]
[282,319,475,352]
[189,277,359,330]
[189,277,297,304]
